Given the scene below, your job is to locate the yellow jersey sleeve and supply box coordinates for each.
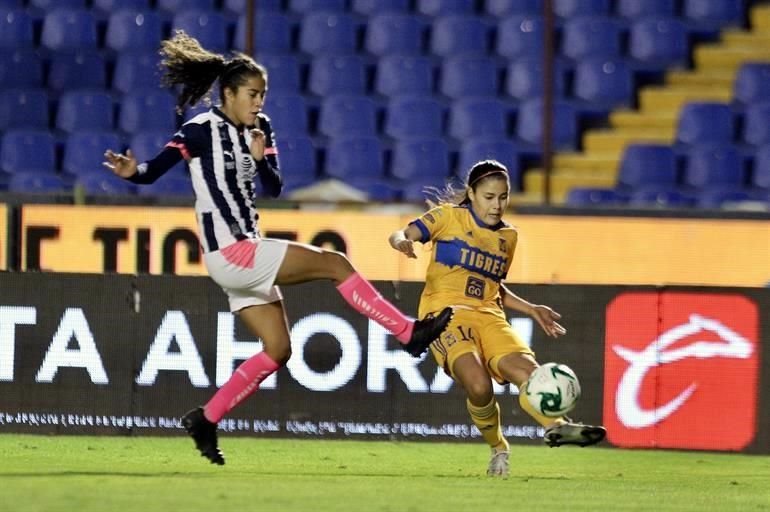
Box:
[409,204,453,243]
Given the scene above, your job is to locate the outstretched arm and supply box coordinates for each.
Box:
[500,284,566,338]
[103,146,184,184]
[389,224,423,259]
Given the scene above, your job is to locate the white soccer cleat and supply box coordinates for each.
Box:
[544,422,606,447]
[486,450,510,477]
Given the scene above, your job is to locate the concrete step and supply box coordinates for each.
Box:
[666,69,736,88]
[553,151,620,171]
[694,45,770,70]
[639,86,732,111]
[610,109,678,130]
[583,128,673,153]
[524,169,617,204]
[750,3,770,31]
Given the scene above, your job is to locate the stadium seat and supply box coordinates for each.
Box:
[617,144,678,188]
[0,130,57,174]
[553,0,611,19]
[289,0,346,12]
[0,48,44,88]
[439,55,499,99]
[675,102,734,146]
[275,134,317,185]
[375,55,435,96]
[751,144,770,190]
[105,9,163,53]
[93,0,150,14]
[572,57,634,112]
[616,0,676,19]
[318,95,378,138]
[233,12,292,54]
[384,96,445,139]
[156,0,215,14]
[299,12,357,55]
[263,93,309,135]
[565,187,625,206]
[458,138,521,188]
[47,50,107,92]
[171,11,228,52]
[448,97,510,139]
[696,186,754,208]
[0,89,49,130]
[129,131,185,176]
[684,144,745,188]
[63,131,122,176]
[515,98,578,151]
[40,9,97,51]
[430,15,490,57]
[352,0,410,15]
[683,0,744,33]
[628,186,697,208]
[485,0,544,17]
[391,137,450,183]
[733,62,770,107]
[628,17,689,70]
[324,135,384,180]
[741,101,770,147]
[560,16,622,60]
[365,13,425,56]
[76,171,136,196]
[308,55,367,96]
[118,89,177,134]
[29,0,85,9]
[0,8,33,48]
[8,172,69,193]
[256,54,301,94]
[416,0,474,16]
[112,51,161,94]
[56,90,114,133]
[496,15,545,59]
[225,0,281,14]
[135,175,194,198]
[505,56,567,101]
[0,0,24,6]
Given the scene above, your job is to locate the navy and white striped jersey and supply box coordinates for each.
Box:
[130,107,282,253]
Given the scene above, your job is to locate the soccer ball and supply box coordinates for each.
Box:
[525,362,581,417]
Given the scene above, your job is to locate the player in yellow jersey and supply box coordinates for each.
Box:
[389,160,606,477]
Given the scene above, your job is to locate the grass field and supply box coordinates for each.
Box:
[1,435,769,512]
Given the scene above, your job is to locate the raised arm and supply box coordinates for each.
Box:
[500,284,566,338]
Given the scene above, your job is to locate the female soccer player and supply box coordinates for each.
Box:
[103,31,452,465]
[389,160,605,477]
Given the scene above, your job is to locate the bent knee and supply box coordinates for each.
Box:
[465,381,493,403]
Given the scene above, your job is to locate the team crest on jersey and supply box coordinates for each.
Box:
[424,213,435,224]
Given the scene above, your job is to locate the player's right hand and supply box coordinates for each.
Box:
[103,149,137,178]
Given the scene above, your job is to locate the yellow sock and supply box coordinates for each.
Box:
[467,398,508,452]
[518,381,565,428]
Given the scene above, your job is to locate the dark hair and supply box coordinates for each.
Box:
[426,159,509,207]
[159,30,267,111]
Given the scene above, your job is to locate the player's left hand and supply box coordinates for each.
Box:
[530,305,566,338]
[249,128,265,161]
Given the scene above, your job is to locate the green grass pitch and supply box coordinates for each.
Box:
[1,435,768,512]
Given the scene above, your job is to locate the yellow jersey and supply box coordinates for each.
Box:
[410,203,518,317]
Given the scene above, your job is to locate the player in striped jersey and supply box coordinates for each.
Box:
[389,160,606,476]
[103,32,452,465]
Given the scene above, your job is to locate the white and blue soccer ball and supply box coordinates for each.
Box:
[525,362,581,417]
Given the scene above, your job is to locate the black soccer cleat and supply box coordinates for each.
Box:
[181,407,225,465]
[403,307,453,357]
[544,422,607,448]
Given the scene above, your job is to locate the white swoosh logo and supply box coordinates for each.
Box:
[613,314,752,429]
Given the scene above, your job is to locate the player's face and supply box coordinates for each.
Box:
[224,74,267,126]
[468,177,509,226]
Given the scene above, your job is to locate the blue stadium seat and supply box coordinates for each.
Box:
[561,16,622,60]
[376,55,434,96]
[458,138,521,190]
[0,130,57,173]
[553,0,611,19]
[299,12,357,55]
[0,89,49,130]
[696,186,754,208]
[233,12,292,54]
[275,134,317,185]
[129,131,185,176]
[56,90,114,133]
[93,0,150,14]
[47,50,107,92]
[684,144,745,188]
[628,186,697,208]
[485,0,544,17]
[505,56,567,101]
[171,11,229,52]
[616,0,676,19]
[112,51,161,94]
[628,17,689,70]
[741,101,770,147]
[440,55,499,99]
[751,144,770,190]
[0,8,33,48]
[318,95,378,137]
[135,175,194,198]
[617,144,678,188]
[118,89,177,134]
[675,102,734,146]
[683,0,744,33]
[289,0,346,12]
[365,13,426,56]
[225,0,281,15]
[385,96,445,139]
[515,98,578,151]
[63,131,122,176]
[0,0,23,6]
[41,9,97,51]
[0,48,44,88]
[76,171,136,196]
[496,15,545,59]
[733,62,770,107]
[105,9,163,53]
[9,172,69,193]
[324,135,384,180]
[308,55,367,96]
[29,0,85,9]
[572,57,634,112]
[448,97,510,139]
[416,0,474,16]
[352,0,410,15]
[391,137,450,182]
[156,0,215,14]
[256,54,301,94]
[565,187,625,206]
[430,15,490,57]
[263,93,309,135]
